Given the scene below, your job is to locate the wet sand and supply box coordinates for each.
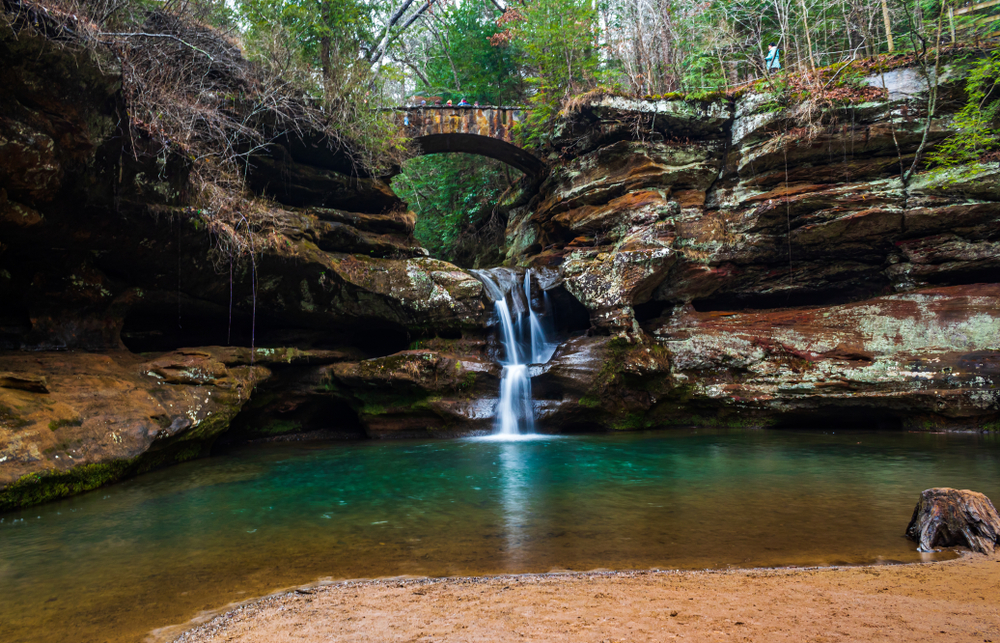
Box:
[170,552,1000,643]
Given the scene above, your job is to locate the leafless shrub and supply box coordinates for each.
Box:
[3,0,405,266]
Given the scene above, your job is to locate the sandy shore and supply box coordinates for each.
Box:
[171,553,1000,643]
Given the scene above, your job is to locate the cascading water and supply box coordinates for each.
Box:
[524,270,556,364]
[471,268,557,436]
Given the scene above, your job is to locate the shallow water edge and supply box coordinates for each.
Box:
[2,429,997,643]
[160,552,969,643]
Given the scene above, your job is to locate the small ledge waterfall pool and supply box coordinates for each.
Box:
[4,279,1000,643]
[471,268,558,439]
[3,430,999,643]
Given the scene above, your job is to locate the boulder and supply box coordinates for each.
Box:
[906,488,1000,554]
[326,347,501,438]
[0,348,271,511]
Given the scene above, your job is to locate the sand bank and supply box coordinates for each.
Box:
[171,553,1000,642]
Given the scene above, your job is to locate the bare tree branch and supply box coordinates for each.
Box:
[369,0,418,64]
[99,31,214,60]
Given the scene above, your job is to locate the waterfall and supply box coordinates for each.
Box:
[471,268,557,436]
[524,270,556,364]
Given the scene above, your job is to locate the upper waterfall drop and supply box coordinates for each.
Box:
[524,270,557,364]
[471,268,559,437]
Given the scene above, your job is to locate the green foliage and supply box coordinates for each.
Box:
[513,0,600,147]
[926,50,1000,168]
[239,0,374,64]
[392,154,519,266]
[423,0,526,105]
[236,0,405,172]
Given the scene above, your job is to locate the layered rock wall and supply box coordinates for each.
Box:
[2,12,998,511]
[0,12,487,508]
[507,60,1000,433]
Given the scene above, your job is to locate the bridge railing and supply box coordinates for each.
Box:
[389,105,529,111]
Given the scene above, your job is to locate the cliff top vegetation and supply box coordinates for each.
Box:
[4,0,998,267]
[2,0,409,266]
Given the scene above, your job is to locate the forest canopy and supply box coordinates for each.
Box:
[28,0,994,141]
[11,0,996,264]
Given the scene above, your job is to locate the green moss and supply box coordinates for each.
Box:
[0,403,31,430]
[261,419,303,435]
[648,410,776,430]
[611,412,650,431]
[981,419,1000,432]
[178,398,245,442]
[458,372,477,391]
[244,391,279,409]
[354,389,432,416]
[0,431,237,512]
[579,395,601,408]
[48,417,83,432]
[173,442,204,463]
[0,459,139,512]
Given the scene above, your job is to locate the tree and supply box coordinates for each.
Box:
[392,154,517,266]
[421,0,526,105]
[518,0,599,97]
[239,0,374,87]
[925,49,1000,169]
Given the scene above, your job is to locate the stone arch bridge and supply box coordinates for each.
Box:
[393,106,544,175]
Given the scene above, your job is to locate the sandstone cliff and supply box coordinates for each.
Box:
[1,3,998,511]
[503,60,999,434]
[0,5,486,509]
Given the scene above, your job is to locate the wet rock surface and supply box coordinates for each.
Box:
[517,63,1000,335]
[906,488,1000,554]
[0,15,489,508]
[326,344,501,438]
[504,61,1000,434]
[0,348,270,510]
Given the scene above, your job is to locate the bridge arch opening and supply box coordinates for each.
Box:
[395,107,545,176]
[391,152,524,268]
[413,133,544,176]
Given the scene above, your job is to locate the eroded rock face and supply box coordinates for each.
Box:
[0,348,269,510]
[906,488,1000,554]
[0,16,489,508]
[3,10,1000,512]
[514,60,1000,335]
[520,285,1000,434]
[325,344,501,438]
[0,21,487,354]
[502,62,999,433]
[650,284,1000,430]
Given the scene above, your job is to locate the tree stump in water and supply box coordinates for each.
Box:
[906,488,1000,554]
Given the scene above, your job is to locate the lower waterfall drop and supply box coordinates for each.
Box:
[471,268,557,437]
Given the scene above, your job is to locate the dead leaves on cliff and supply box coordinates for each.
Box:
[3,0,354,264]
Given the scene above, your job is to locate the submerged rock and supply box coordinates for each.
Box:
[906,488,1000,554]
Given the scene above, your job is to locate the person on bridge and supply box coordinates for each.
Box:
[474,101,480,108]
[457,98,470,106]
[446,99,453,106]
[765,43,781,72]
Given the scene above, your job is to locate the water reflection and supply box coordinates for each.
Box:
[497,442,531,567]
[0,430,997,643]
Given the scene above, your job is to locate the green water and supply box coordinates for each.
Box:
[1,429,999,643]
